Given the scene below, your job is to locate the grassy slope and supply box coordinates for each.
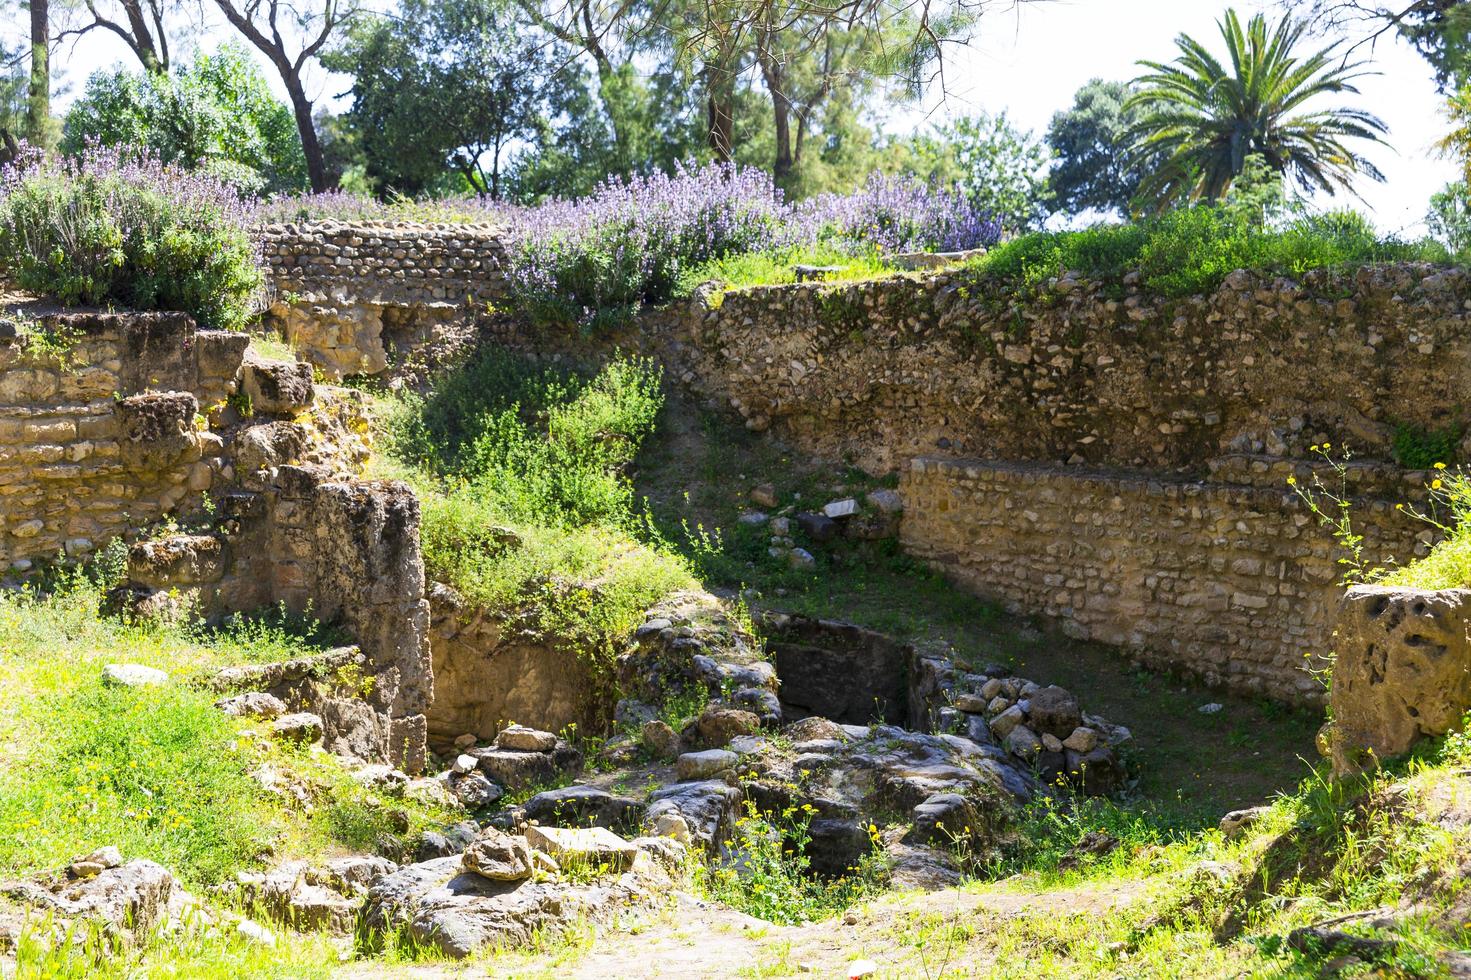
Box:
[0,583,457,977]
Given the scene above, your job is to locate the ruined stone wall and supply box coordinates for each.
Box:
[667,263,1471,476]
[0,312,248,569]
[258,221,510,378]
[900,458,1428,703]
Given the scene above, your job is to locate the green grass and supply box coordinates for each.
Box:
[968,206,1448,299]
[0,580,455,889]
[676,245,905,299]
[373,347,699,707]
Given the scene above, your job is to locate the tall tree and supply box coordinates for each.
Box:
[329,0,567,199]
[25,0,52,147]
[1047,78,1157,218]
[1126,8,1390,208]
[1289,1,1471,90]
[211,0,355,191]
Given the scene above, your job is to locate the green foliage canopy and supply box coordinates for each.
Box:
[61,44,307,195]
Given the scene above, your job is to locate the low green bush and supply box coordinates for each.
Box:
[0,148,262,329]
[972,206,1448,298]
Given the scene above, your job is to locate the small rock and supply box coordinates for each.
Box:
[236,919,277,947]
[271,712,324,743]
[989,704,1026,739]
[1219,805,1270,839]
[769,517,791,536]
[652,812,691,843]
[675,749,738,781]
[695,706,760,748]
[1041,733,1064,753]
[865,489,903,513]
[986,695,1011,715]
[1062,726,1099,753]
[848,959,878,979]
[641,719,681,758]
[525,825,638,873]
[737,511,769,526]
[795,512,838,542]
[453,733,478,751]
[76,846,123,871]
[1198,702,1224,715]
[750,484,778,508]
[788,548,816,570]
[1005,725,1042,759]
[449,772,503,808]
[493,725,557,752]
[1028,686,1083,738]
[452,754,478,775]
[214,692,285,719]
[822,498,858,519]
[461,828,533,881]
[951,692,988,713]
[1058,830,1120,872]
[102,664,168,688]
[980,677,1004,700]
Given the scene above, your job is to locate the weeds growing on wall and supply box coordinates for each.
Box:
[0,145,263,329]
[1391,420,1462,469]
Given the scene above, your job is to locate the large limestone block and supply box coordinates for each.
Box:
[1330,585,1471,773]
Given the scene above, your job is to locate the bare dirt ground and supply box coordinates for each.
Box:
[346,875,1154,979]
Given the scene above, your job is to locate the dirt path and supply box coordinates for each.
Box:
[349,877,1153,979]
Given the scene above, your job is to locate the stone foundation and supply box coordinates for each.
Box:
[899,457,1426,703]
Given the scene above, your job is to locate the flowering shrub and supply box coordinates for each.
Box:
[504,163,787,331]
[795,173,1002,254]
[0,145,262,329]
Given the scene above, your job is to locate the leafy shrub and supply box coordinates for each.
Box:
[506,162,787,332]
[0,146,263,328]
[974,205,1447,298]
[62,44,307,195]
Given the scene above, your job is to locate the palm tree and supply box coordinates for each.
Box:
[1125,9,1389,209]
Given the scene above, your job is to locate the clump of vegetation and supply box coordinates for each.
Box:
[378,347,696,694]
[698,801,885,924]
[0,146,263,329]
[1380,470,1471,590]
[970,204,1445,299]
[1392,420,1462,469]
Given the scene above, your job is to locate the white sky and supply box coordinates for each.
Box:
[20,0,1463,232]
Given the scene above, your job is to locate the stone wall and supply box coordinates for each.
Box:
[900,458,1427,703]
[0,312,247,569]
[668,263,1471,475]
[258,221,509,379]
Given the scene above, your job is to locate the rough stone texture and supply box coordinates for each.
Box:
[426,582,595,753]
[0,313,240,566]
[762,613,910,725]
[1329,585,1471,774]
[258,221,510,379]
[901,458,1425,704]
[1,858,177,948]
[461,829,534,881]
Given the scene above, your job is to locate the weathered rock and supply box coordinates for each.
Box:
[214,692,287,719]
[640,719,681,759]
[1219,805,1271,839]
[2,857,177,948]
[101,664,168,688]
[525,826,639,873]
[1027,686,1082,739]
[271,712,324,743]
[804,818,874,877]
[1062,726,1099,753]
[494,725,559,752]
[676,749,738,781]
[241,355,315,414]
[521,786,643,831]
[1329,585,1471,774]
[414,821,480,862]
[1005,725,1042,760]
[909,793,980,847]
[695,706,761,748]
[469,743,581,791]
[795,512,838,542]
[989,704,1026,739]
[449,771,503,808]
[461,829,533,882]
[646,781,743,849]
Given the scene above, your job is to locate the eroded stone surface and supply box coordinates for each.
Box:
[1329,585,1471,773]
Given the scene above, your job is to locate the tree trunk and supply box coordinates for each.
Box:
[757,44,793,184]
[705,65,735,163]
[283,74,329,192]
[26,0,50,148]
